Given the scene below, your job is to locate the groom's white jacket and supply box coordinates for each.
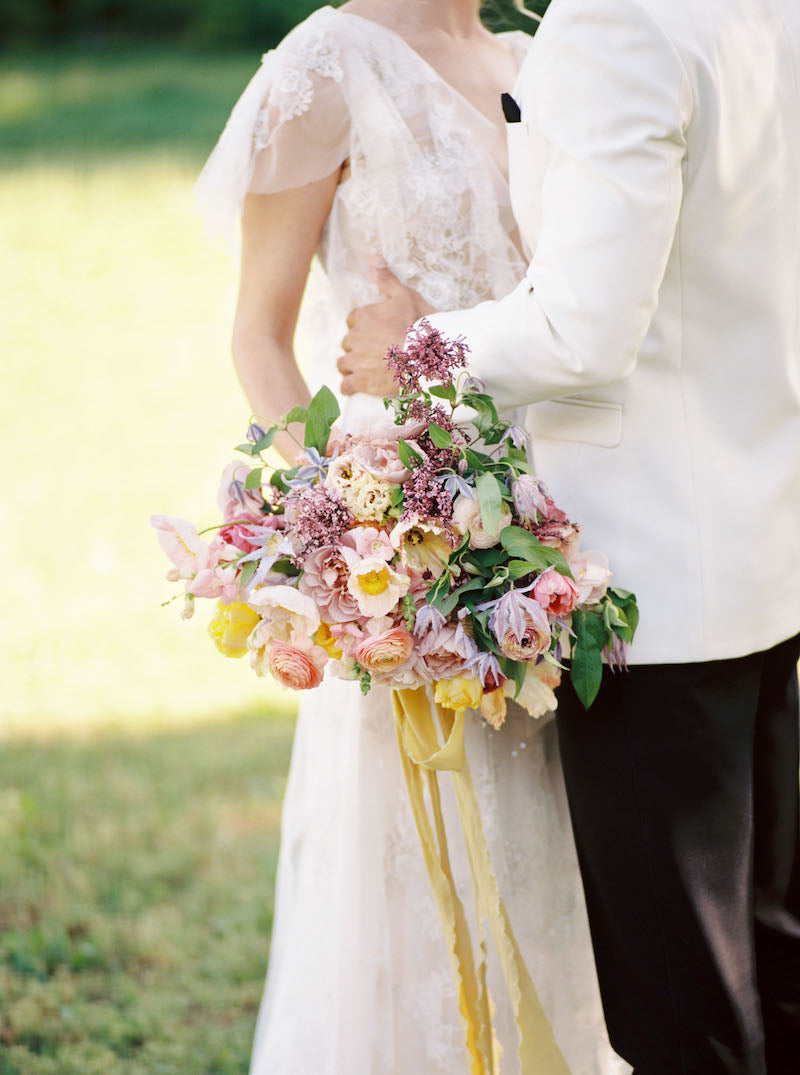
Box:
[429,0,800,663]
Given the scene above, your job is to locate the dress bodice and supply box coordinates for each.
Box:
[195,7,530,403]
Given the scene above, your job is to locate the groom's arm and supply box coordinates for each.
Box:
[428,0,692,410]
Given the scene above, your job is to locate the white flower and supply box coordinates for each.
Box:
[326,453,393,522]
[452,495,511,550]
[247,584,320,642]
[391,515,452,578]
[342,554,411,618]
[504,667,558,719]
[567,550,612,605]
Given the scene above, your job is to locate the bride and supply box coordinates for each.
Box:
[197,2,628,1072]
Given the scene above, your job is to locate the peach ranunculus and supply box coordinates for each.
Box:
[391,515,452,579]
[207,601,261,658]
[479,688,508,729]
[532,567,580,618]
[355,627,415,675]
[434,674,484,712]
[247,584,320,642]
[266,638,326,691]
[566,550,612,605]
[451,495,512,550]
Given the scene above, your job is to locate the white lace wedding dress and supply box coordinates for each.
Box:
[197,8,629,1074]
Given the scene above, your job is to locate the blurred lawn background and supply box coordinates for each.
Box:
[1,2,540,1071]
[0,35,304,1075]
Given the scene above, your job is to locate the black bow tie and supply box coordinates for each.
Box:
[501,92,521,124]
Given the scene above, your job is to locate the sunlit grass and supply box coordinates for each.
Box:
[0,50,296,739]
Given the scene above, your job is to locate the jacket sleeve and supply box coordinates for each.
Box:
[427,0,692,408]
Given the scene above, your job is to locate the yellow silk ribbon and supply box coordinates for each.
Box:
[393,687,571,1075]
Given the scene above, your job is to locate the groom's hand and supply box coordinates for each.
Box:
[337,259,434,396]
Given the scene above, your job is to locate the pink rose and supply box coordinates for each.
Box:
[268,640,325,691]
[532,567,580,617]
[355,628,415,675]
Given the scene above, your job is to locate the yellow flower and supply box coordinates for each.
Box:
[314,622,343,660]
[208,601,261,658]
[434,675,484,712]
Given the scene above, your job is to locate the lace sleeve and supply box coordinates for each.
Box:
[194,15,350,246]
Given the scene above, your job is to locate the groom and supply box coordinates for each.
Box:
[338,0,800,1072]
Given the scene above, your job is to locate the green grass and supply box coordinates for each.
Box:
[0,711,295,1073]
[1,47,299,1072]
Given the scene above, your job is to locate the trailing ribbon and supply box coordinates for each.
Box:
[393,688,571,1075]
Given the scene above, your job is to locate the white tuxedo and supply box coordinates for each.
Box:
[429,0,800,663]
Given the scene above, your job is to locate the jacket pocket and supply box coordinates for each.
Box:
[527,397,623,448]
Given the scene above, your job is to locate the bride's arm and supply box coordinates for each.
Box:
[232,170,340,464]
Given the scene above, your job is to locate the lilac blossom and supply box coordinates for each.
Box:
[437,473,474,500]
[387,320,470,393]
[465,651,503,690]
[290,484,354,559]
[246,421,267,444]
[511,474,552,522]
[505,424,529,450]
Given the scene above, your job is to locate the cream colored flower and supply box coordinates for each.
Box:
[504,664,559,719]
[452,495,512,550]
[345,556,410,618]
[247,584,320,642]
[391,515,452,578]
[326,453,393,523]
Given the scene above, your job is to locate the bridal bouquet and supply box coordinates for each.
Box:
[153,322,637,724]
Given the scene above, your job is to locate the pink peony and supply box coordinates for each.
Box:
[267,639,325,691]
[299,545,360,623]
[532,567,580,617]
[355,627,415,675]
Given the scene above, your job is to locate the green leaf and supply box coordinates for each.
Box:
[569,610,611,709]
[238,560,257,589]
[244,467,263,491]
[398,438,423,467]
[235,442,258,456]
[428,422,453,449]
[429,383,456,402]
[497,656,527,699]
[271,558,300,578]
[470,611,501,657]
[252,427,278,453]
[607,589,640,643]
[475,472,504,537]
[436,577,488,618]
[464,447,493,470]
[284,405,309,425]
[389,485,404,509]
[499,527,573,577]
[304,386,340,454]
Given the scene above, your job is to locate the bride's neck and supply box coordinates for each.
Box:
[341,0,484,40]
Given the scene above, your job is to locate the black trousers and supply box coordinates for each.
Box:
[556,633,800,1075]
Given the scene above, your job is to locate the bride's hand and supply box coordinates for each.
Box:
[337,260,433,396]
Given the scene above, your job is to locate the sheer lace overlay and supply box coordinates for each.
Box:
[197,8,629,1074]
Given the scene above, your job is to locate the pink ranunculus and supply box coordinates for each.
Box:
[532,567,580,617]
[267,639,326,691]
[355,627,415,675]
[567,550,612,605]
[299,545,361,623]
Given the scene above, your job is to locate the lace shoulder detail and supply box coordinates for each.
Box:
[256,12,345,131]
[194,8,352,244]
